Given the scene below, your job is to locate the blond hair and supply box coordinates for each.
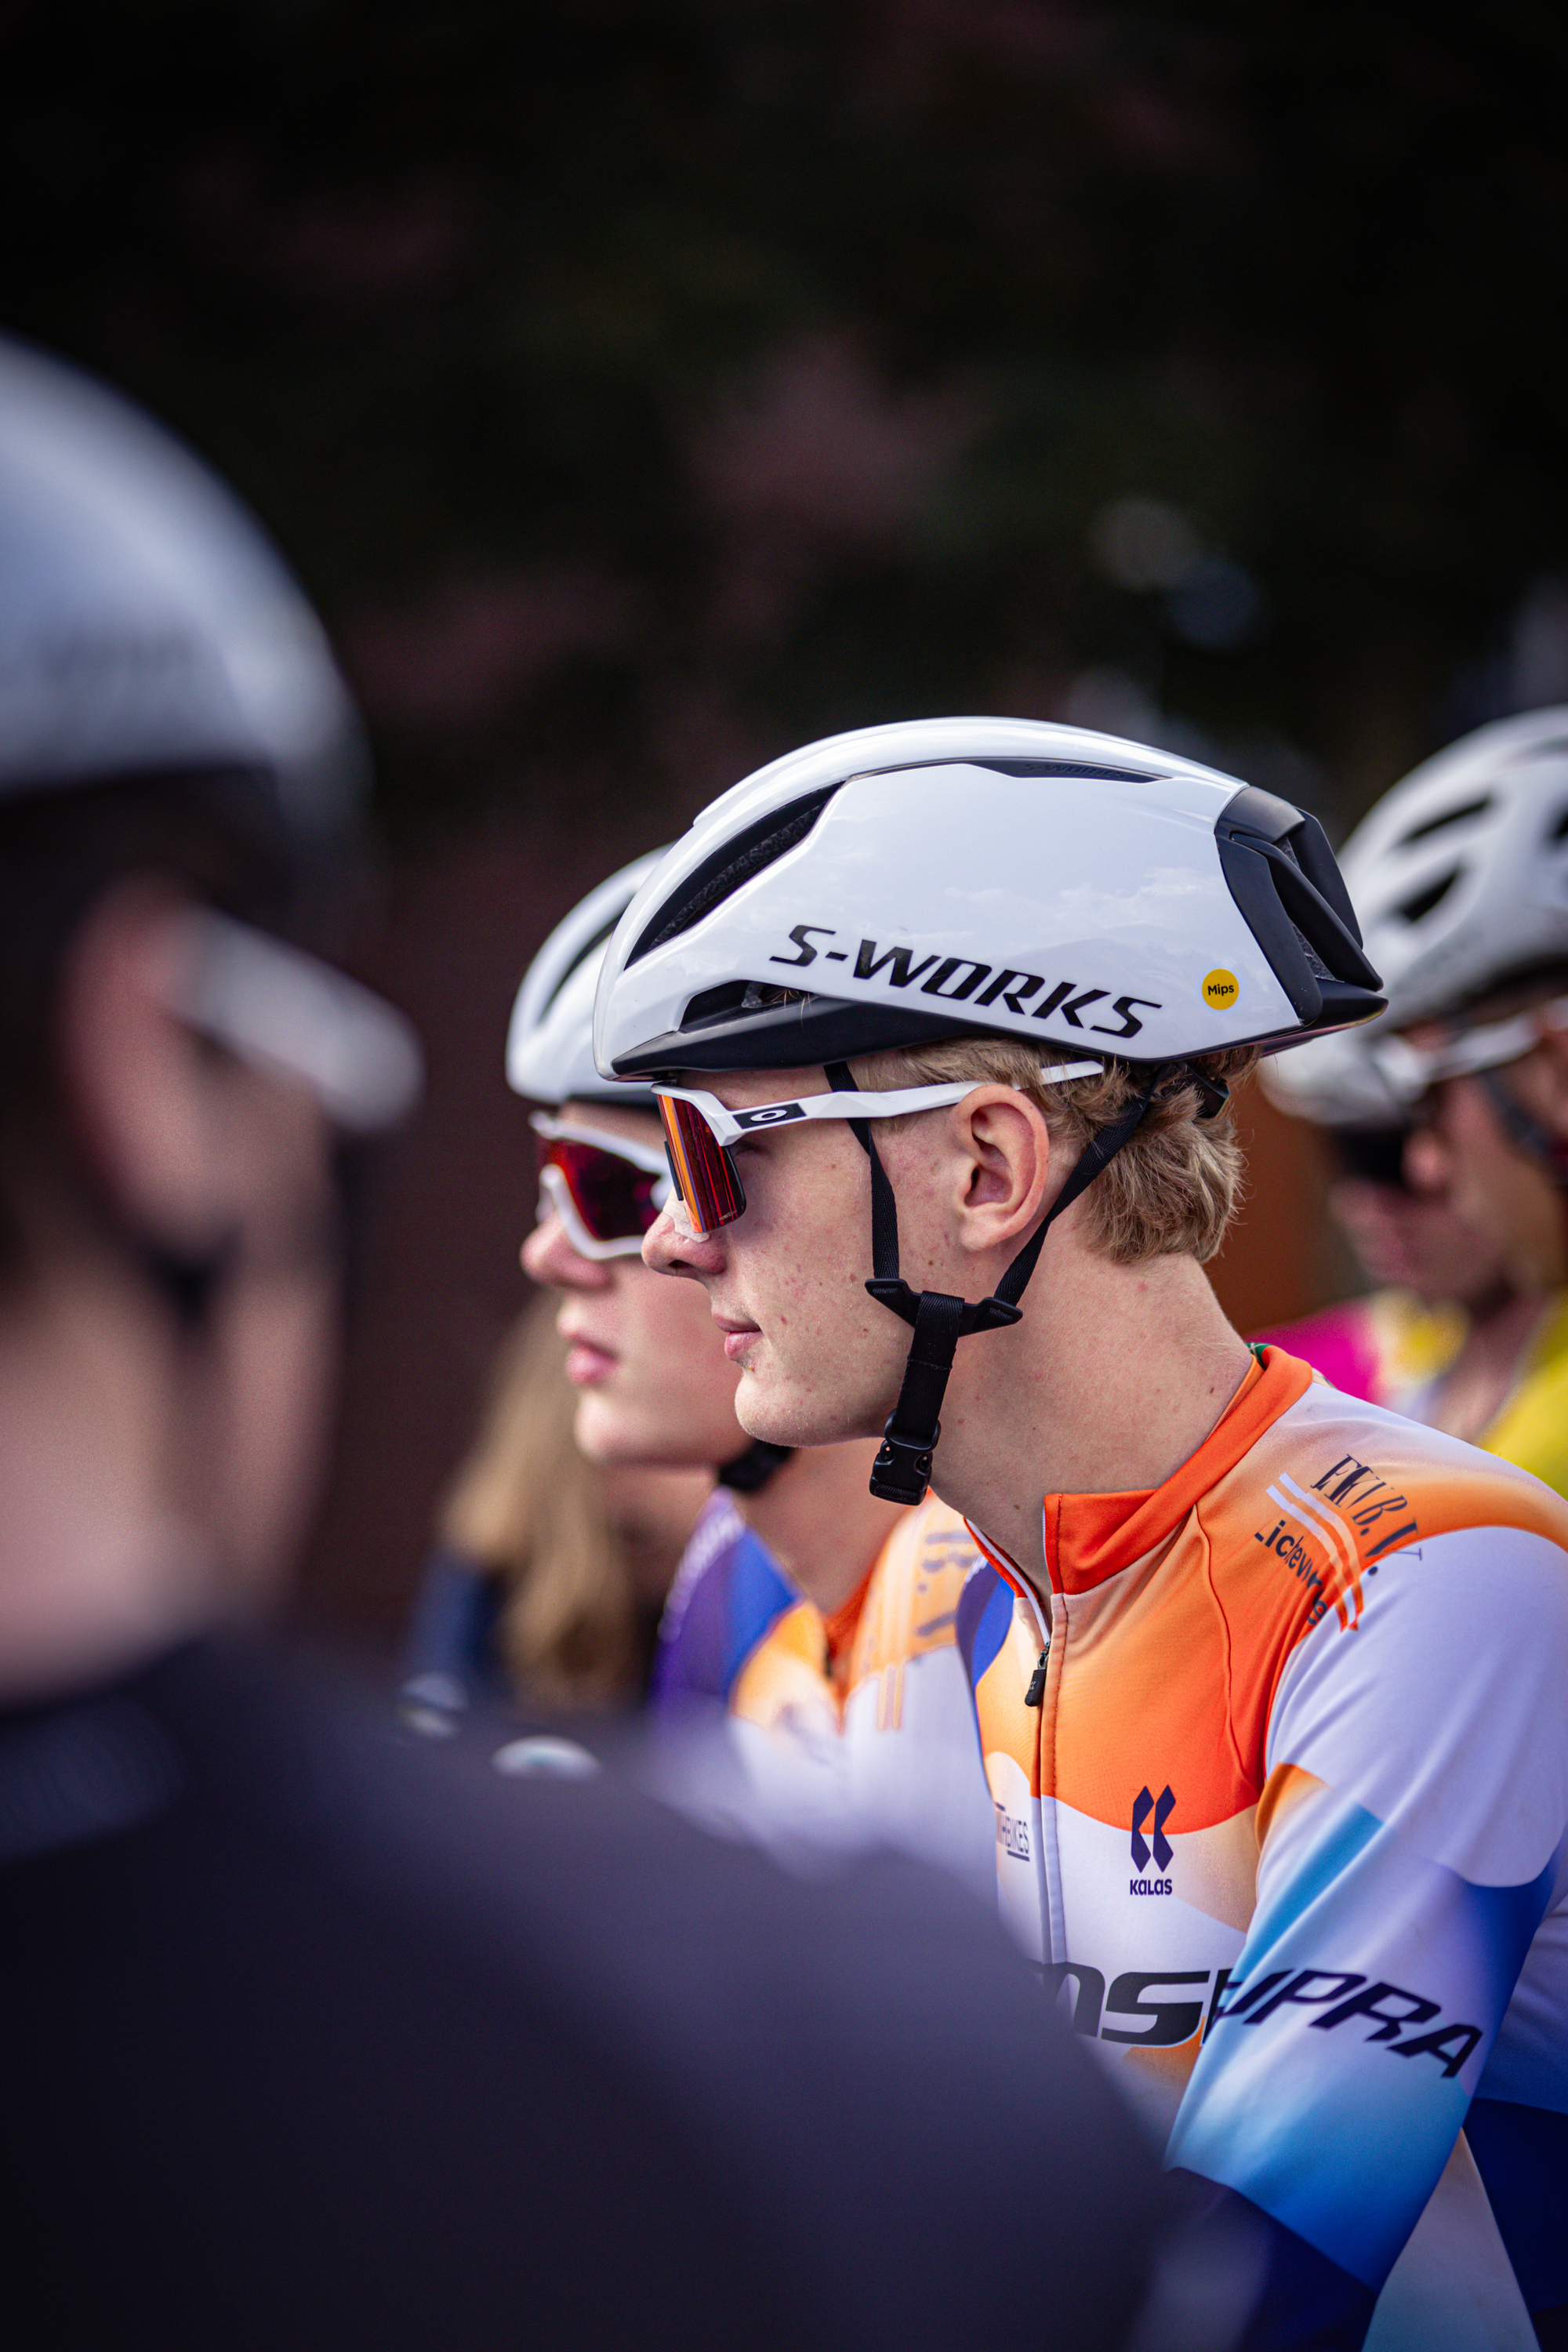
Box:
[851,1040,1260,1265]
[438,1295,652,1708]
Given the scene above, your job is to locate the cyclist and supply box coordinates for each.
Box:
[504,864,995,1888]
[0,352,1171,2352]
[1301,709,1568,1501]
[1257,1023,1541,1452]
[596,716,1568,2349]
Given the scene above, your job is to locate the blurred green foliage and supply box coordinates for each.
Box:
[3,0,1566,843]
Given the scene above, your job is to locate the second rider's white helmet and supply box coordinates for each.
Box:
[508,851,665,1110]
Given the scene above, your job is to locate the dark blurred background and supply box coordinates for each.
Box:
[5,0,1566,1644]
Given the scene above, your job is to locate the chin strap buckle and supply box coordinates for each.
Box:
[869,1415,941,1505]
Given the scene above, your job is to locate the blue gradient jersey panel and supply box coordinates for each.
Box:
[650,1492,798,1709]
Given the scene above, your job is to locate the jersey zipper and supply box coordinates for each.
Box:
[1001,1565,1058,1966]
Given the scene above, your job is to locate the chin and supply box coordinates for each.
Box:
[735,1370,880,1452]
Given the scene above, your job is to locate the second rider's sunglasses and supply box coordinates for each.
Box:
[655,1063,1101,1240]
[532,1112,673,1259]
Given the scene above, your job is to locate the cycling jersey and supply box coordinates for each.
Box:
[1261,1288,1568,1506]
[653,1492,995,1899]
[650,1490,799,1711]
[957,1345,1568,2347]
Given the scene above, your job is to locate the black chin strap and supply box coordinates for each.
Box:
[716,1438,796,1494]
[826,1058,1220,1506]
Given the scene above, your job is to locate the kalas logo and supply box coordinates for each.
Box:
[769,926,1161,1042]
[1131,1784,1174,1895]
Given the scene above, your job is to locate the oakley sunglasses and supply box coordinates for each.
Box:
[532,1112,673,1259]
[1371,989,1568,1102]
[655,1062,1102,1240]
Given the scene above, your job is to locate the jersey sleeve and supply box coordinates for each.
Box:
[1165,1519,1568,2335]
[650,1495,798,1711]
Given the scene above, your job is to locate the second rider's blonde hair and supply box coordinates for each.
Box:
[851,1038,1260,1265]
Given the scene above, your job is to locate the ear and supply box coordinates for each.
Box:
[943,1086,1056,1260]
[56,882,311,1254]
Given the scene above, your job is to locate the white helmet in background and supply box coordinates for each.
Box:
[1337,708,1568,1033]
[1259,1022,1410,1130]
[594,717,1382,1504]
[507,851,665,1109]
[0,334,419,1141]
[0,334,364,843]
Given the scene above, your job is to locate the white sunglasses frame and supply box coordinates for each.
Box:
[652,1061,1104,1147]
[1370,989,1568,1102]
[530,1110,673,1261]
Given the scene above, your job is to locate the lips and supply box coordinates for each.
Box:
[711,1309,762,1365]
[560,1320,618,1387]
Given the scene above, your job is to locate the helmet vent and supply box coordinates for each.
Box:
[1548,805,1568,844]
[1396,868,1461,925]
[540,912,622,1014]
[1396,795,1492,848]
[627,785,840,964]
[683,978,800,1027]
[977,760,1159,782]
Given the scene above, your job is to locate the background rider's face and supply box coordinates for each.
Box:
[1327,1169,1511,1308]
[1404,1057,1568,1294]
[521,1099,749,1468]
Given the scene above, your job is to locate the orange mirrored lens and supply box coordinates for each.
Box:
[658,1097,746,1236]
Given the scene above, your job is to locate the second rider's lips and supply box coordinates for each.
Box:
[560,1323,618,1386]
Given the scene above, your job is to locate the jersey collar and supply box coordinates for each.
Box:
[966,1345,1314,1600]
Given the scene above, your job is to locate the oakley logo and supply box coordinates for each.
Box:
[769,925,1161,1040]
[729,1103,808,1129]
[1131,1784,1174,1875]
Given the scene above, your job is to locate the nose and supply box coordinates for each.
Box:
[1403,1120,1450,1196]
[642,1203,727,1279]
[521,1206,612,1291]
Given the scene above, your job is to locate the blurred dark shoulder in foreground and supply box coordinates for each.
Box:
[2,1630,1157,2352]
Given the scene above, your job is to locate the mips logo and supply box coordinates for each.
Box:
[1131,1786,1174,1898]
[1202,967,1240,1011]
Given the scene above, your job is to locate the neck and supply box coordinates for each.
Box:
[735,1439,901,1613]
[926,1224,1252,1591]
[0,1257,218,1700]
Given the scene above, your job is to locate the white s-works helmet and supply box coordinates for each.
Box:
[593,717,1382,1505]
[595,717,1380,1081]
